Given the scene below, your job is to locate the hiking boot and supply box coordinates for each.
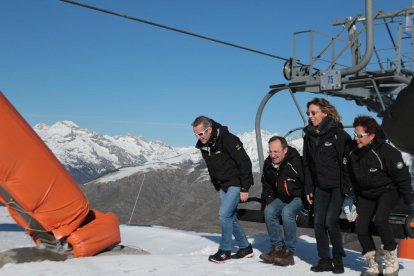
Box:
[310,258,333,272]
[272,248,295,266]
[259,246,283,263]
[384,248,399,276]
[332,254,345,274]
[360,250,382,276]
[231,244,254,259]
[208,249,231,263]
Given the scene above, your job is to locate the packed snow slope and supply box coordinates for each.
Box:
[1,207,413,275]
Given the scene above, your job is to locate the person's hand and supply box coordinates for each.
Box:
[409,202,414,213]
[240,192,248,202]
[342,196,358,222]
[306,193,313,205]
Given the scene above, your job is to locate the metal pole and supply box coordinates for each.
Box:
[128,174,146,225]
[255,87,287,172]
[341,0,374,76]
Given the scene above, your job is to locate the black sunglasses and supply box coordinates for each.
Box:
[195,127,210,137]
[306,111,318,116]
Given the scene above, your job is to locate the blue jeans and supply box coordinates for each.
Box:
[264,197,303,253]
[219,186,250,251]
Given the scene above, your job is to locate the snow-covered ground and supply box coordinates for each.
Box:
[1,206,413,275]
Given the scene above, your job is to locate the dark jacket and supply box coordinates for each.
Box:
[261,146,304,204]
[195,120,253,192]
[382,77,414,155]
[302,117,353,195]
[344,136,414,205]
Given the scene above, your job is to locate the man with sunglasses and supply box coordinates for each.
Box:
[192,115,254,263]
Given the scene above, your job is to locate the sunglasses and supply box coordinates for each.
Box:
[353,132,369,139]
[306,111,319,116]
[195,127,210,137]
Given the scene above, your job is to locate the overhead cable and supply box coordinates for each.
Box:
[60,0,290,61]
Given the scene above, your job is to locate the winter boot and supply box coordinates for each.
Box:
[360,250,383,276]
[208,249,231,263]
[384,248,399,276]
[332,254,345,274]
[310,257,333,272]
[272,248,295,266]
[231,244,254,259]
[259,246,283,263]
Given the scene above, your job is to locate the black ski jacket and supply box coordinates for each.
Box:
[343,136,414,205]
[261,146,304,204]
[302,118,353,195]
[382,77,414,155]
[195,121,253,192]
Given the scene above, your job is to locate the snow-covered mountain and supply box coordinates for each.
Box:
[33,121,199,183]
[33,121,303,184]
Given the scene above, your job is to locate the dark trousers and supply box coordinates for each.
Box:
[355,189,399,254]
[313,187,345,259]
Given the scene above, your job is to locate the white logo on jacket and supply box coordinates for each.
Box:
[324,142,333,146]
[396,162,404,169]
[369,168,378,172]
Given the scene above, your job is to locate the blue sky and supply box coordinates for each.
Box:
[0,0,411,146]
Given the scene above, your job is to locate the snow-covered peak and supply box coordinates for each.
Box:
[33,121,201,183]
[33,121,304,183]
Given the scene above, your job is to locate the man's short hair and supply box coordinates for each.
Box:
[268,136,288,149]
[192,115,212,128]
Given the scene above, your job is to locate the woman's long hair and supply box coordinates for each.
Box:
[307,98,341,123]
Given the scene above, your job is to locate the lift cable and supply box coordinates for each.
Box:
[60,0,292,62]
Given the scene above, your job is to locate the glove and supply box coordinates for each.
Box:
[409,202,414,213]
[341,196,358,222]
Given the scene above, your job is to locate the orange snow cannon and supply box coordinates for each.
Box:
[0,91,120,256]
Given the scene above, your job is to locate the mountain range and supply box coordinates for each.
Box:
[33,120,304,184]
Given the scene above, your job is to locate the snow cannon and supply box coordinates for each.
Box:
[0,91,121,257]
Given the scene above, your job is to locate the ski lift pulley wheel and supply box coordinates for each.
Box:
[283,59,292,81]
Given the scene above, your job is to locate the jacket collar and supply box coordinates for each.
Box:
[304,117,339,137]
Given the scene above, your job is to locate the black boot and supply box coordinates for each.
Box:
[332,254,345,274]
[311,258,333,272]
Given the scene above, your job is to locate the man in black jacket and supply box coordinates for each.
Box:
[192,115,254,263]
[259,136,304,266]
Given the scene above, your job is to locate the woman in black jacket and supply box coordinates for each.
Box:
[345,116,414,276]
[303,98,352,274]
